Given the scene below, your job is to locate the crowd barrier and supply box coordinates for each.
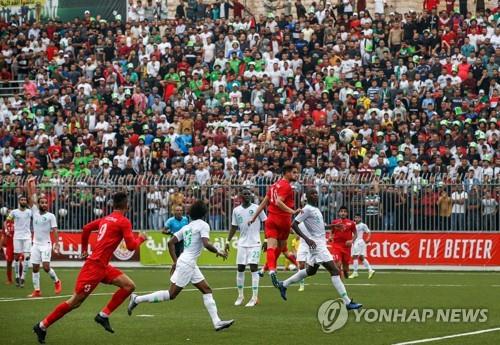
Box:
[1,174,497,232]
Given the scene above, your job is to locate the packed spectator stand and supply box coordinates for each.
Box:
[0,1,498,232]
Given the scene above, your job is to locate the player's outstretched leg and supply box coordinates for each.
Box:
[129,282,182,316]
[278,264,318,301]
[34,293,87,344]
[195,280,234,331]
[323,261,362,310]
[96,274,136,333]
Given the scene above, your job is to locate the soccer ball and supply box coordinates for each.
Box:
[94,208,104,216]
[288,264,297,271]
[58,208,68,217]
[339,128,355,144]
[0,207,8,216]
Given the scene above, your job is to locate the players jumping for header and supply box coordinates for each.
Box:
[249,164,300,288]
[226,189,267,307]
[277,189,362,311]
[128,200,234,331]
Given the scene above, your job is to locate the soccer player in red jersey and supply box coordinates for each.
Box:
[33,192,146,344]
[330,206,356,279]
[0,216,15,284]
[249,165,300,287]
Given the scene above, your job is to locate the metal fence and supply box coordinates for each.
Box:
[0,175,498,232]
[0,80,25,97]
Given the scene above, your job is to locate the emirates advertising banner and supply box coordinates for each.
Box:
[366,232,500,267]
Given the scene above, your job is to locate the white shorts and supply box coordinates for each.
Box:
[31,244,52,264]
[307,242,333,266]
[170,261,205,288]
[351,239,367,257]
[236,245,261,266]
[297,241,310,262]
[13,239,32,254]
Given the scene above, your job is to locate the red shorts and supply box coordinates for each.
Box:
[2,237,13,262]
[265,216,291,241]
[331,244,351,266]
[74,260,123,295]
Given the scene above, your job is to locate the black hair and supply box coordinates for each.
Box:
[283,164,295,174]
[189,200,207,220]
[339,206,348,212]
[112,192,128,210]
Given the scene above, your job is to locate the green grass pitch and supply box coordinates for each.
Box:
[0,268,499,345]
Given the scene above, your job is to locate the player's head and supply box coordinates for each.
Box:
[39,195,49,212]
[305,188,318,206]
[338,206,348,219]
[189,200,207,220]
[354,214,362,224]
[112,192,129,212]
[282,164,299,182]
[18,195,27,208]
[240,188,253,205]
[174,205,183,218]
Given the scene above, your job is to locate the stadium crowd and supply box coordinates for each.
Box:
[0,1,498,231]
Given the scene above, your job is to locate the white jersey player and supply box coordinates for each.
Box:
[28,193,62,297]
[8,195,32,288]
[276,189,362,311]
[128,200,234,331]
[350,215,375,279]
[226,189,267,307]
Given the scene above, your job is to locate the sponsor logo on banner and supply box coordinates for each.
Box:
[355,232,500,266]
[113,240,135,261]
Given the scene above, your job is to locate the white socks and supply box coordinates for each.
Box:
[136,290,170,304]
[283,269,309,288]
[331,275,351,304]
[48,268,59,282]
[353,258,372,272]
[33,272,40,291]
[99,311,109,318]
[251,271,259,299]
[203,293,221,326]
[21,257,30,279]
[236,271,245,297]
[363,259,372,271]
[14,260,19,279]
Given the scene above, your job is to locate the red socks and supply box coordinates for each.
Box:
[102,288,132,315]
[266,247,277,271]
[286,254,298,267]
[42,302,72,328]
[6,264,12,282]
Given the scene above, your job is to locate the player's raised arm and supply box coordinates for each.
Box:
[249,195,269,224]
[26,176,38,208]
